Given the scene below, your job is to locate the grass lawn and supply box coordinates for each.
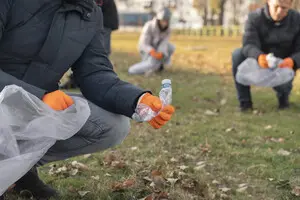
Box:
[7,33,300,200]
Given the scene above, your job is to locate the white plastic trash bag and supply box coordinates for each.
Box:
[236,58,294,87]
[0,85,90,195]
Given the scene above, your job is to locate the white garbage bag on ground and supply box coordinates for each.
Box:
[0,85,90,195]
[236,58,294,87]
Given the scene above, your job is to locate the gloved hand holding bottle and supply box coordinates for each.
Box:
[132,79,175,129]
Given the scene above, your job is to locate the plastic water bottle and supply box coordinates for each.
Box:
[159,79,172,106]
[132,79,172,122]
[266,53,282,69]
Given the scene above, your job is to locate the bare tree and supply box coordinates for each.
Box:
[193,0,209,25]
[217,0,227,25]
[230,0,243,25]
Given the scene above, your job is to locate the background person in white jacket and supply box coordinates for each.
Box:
[128,7,175,75]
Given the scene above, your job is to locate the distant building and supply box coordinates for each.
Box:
[115,0,265,28]
[116,0,203,29]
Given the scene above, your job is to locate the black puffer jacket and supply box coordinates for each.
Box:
[0,0,145,117]
[242,4,300,68]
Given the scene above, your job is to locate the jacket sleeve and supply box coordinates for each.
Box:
[72,28,147,118]
[0,0,46,98]
[291,24,300,69]
[138,22,154,53]
[242,12,264,59]
[157,29,171,56]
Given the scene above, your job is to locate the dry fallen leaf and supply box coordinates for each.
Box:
[166,178,179,186]
[264,137,285,143]
[104,153,117,165]
[220,187,231,193]
[291,186,300,196]
[141,192,169,200]
[71,161,89,170]
[205,110,218,116]
[277,149,291,156]
[220,99,227,105]
[225,128,234,133]
[131,146,138,151]
[111,160,126,169]
[194,161,206,171]
[236,183,248,193]
[179,165,189,171]
[143,176,153,182]
[196,161,206,166]
[83,154,92,159]
[91,175,100,180]
[264,125,272,130]
[112,179,136,191]
[70,168,79,176]
[178,171,187,177]
[194,165,205,171]
[78,191,90,197]
[170,157,178,163]
[57,166,67,173]
[151,170,166,189]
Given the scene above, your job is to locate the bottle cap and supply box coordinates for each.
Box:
[162,79,171,85]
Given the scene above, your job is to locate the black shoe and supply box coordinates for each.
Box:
[14,167,59,200]
[278,96,289,110]
[239,101,253,112]
[0,195,4,200]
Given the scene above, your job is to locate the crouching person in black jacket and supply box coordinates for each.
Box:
[0,0,175,199]
[232,0,300,111]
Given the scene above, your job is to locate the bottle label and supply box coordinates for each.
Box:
[162,83,171,88]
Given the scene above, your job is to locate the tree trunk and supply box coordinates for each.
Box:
[203,5,208,25]
[218,0,227,25]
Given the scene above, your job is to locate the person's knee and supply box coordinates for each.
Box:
[274,81,293,94]
[232,48,245,74]
[105,115,131,147]
[232,48,244,63]
[169,43,176,54]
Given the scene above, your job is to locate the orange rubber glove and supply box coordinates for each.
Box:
[150,49,164,60]
[42,90,74,111]
[279,57,294,69]
[139,93,175,129]
[258,54,269,68]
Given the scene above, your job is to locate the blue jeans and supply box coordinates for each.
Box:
[38,94,130,165]
[232,48,293,104]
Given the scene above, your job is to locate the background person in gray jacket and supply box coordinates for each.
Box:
[232,0,300,112]
[128,7,175,75]
[0,0,175,199]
